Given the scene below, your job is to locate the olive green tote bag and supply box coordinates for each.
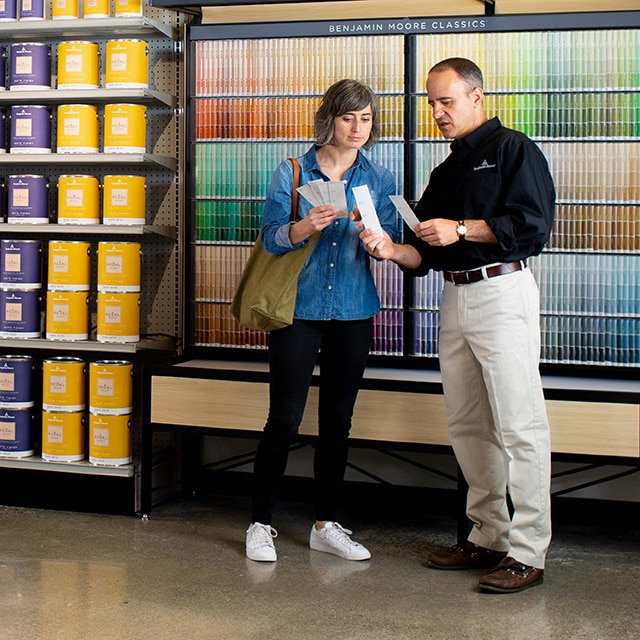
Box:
[231,158,320,332]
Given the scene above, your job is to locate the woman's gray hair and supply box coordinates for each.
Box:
[314,79,379,150]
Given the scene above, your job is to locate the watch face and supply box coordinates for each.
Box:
[457,224,467,235]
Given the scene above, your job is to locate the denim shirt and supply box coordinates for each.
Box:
[261,146,400,321]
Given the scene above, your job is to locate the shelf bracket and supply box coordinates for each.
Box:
[478,0,496,16]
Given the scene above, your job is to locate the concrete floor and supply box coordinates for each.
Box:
[1,493,639,640]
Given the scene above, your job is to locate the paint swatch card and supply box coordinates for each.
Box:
[389,195,420,232]
[326,181,348,218]
[352,185,383,235]
[296,181,324,207]
[297,179,348,218]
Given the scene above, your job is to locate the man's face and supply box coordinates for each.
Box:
[426,68,484,140]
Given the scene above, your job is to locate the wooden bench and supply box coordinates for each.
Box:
[141,359,639,517]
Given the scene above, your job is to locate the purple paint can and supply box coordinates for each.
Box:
[0,406,33,457]
[0,108,7,152]
[0,239,41,288]
[9,43,51,90]
[19,0,45,20]
[10,105,52,153]
[0,47,6,91]
[0,355,33,406]
[0,0,17,20]
[7,175,49,223]
[0,179,6,222]
[0,288,41,338]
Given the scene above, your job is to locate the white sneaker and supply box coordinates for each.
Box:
[246,522,277,562]
[309,522,371,561]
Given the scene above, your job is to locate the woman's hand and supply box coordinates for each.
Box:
[289,204,338,244]
[307,204,339,231]
[359,228,396,260]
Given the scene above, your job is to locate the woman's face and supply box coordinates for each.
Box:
[331,105,373,151]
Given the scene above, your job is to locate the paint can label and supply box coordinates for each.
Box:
[89,412,132,465]
[83,0,109,18]
[42,410,85,462]
[105,40,149,89]
[57,176,99,224]
[0,288,41,338]
[45,290,89,341]
[47,241,91,291]
[96,292,140,343]
[102,175,146,225]
[103,103,147,153]
[52,0,78,19]
[7,174,49,223]
[0,240,41,289]
[42,357,85,412]
[0,406,33,457]
[89,360,133,414]
[97,242,141,292]
[57,104,99,154]
[9,105,52,154]
[57,42,99,89]
[9,43,51,90]
[0,355,33,406]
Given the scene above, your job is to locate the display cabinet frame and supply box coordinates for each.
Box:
[184,10,640,377]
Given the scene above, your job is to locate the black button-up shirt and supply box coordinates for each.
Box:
[408,117,555,275]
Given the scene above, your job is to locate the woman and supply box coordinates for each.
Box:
[246,79,399,562]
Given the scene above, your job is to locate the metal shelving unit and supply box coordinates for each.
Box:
[0,2,186,514]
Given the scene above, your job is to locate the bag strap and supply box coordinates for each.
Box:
[289,157,300,222]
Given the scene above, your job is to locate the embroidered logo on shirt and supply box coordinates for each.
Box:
[473,159,496,171]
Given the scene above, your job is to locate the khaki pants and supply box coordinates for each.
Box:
[439,267,551,568]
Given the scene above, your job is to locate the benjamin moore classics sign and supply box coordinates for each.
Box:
[191,11,640,39]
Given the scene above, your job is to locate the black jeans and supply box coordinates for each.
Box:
[251,318,373,525]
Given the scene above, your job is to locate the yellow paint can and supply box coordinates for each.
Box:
[105,40,148,88]
[89,412,132,466]
[115,0,142,17]
[52,0,79,19]
[47,241,91,291]
[45,290,89,341]
[57,42,99,89]
[56,104,99,154]
[57,175,99,224]
[42,357,85,412]
[97,242,141,292]
[102,175,146,225]
[83,0,109,19]
[96,292,140,343]
[103,104,147,153]
[41,410,85,462]
[89,360,133,414]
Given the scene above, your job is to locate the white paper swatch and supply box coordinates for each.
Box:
[297,179,348,218]
[353,185,383,235]
[389,195,420,232]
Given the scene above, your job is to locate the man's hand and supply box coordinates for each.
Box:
[415,218,459,246]
[415,218,497,245]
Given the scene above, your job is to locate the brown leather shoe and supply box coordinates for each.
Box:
[478,557,544,593]
[427,541,507,570]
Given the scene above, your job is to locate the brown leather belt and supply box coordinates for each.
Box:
[443,260,527,286]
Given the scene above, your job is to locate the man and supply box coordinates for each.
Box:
[360,58,555,593]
